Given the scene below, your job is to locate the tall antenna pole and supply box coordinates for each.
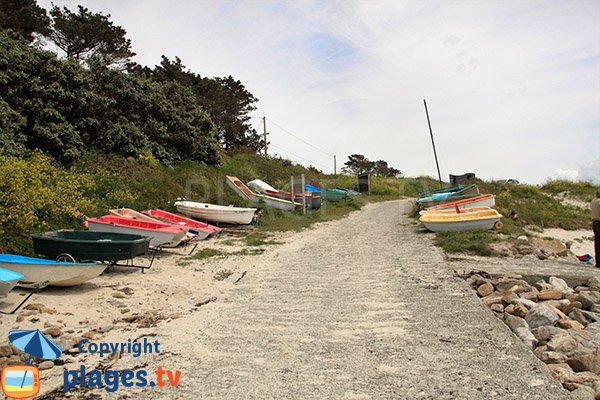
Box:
[262,116,268,157]
[423,99,442,184]
[333,155,337,175]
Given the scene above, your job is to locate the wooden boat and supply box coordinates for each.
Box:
[419,206,492,216]
[426,194,496,211]
[225,176,301,211]
[141,209,222,240]
[0,255,107,287]
[0,267,24,296]
[419,209,503,232]
[31,230,150,262]
[109,208,161,222]
[262,189,322,209]
[175,201,257,225]
[86,215,187,247]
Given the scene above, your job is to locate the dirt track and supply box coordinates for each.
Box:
[139,200,579,399]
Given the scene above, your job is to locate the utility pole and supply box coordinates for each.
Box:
[333,155,337,175]
[423,99,442,184]
[262,116,268,157]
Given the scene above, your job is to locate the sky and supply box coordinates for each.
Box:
[38,0,600,184]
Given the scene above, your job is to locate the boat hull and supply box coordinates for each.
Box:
[175,201,257,225]
[0,267,23,296]
[87,221,186,247]
[421,217,500,232]
[426,195,496,211]
[142,209,221,238]
[0,255,107,287]
[226,176,300,211]
[31,230,150,262]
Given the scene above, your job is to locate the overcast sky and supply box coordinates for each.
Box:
[39,0,600,184]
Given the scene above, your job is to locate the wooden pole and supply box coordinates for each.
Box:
[262,116,268,157]
[333,155,337,175]
[423,99,442,184]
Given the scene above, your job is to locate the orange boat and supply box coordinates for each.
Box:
[426,194,495,211]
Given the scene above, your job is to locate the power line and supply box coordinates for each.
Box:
[269,143,331,171]
[265,117,333,157]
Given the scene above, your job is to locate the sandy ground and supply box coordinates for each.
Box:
[1,200,598,399]
[538,228,595,257]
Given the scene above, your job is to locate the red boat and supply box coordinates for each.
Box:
[86,215,187,247]
[141,209,222,239]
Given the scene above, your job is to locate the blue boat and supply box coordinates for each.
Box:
[0,255,107,287]
[0,267,24,296]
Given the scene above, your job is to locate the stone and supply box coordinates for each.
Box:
[23,303,57,314]
[526,304,559,329]
[570,309,591,327]
[43,327,62,338]
[591,304,600,313]
[477,282,494,297]
[466,273,489,287]
[558,319,585,330]
[517,245,534,255]
[567,348,600,374]
[513,327,538,349]
[546,363,576,383]
[519,290,539,302]
[570,385,595,400]
[587,322,600,336]
[112,292,126,299]
[504,304,515,314]
[547,334,578,353]
[530,237,567,256]
[517,235,528,241]
[546,304,568,320]
[538,350,568,364]
[513,303,529,318]
[576,291,600,311]
[549,277,570,293]
[580,310,600,323]
[38,360,54,370]
[587,277,600,290]
[505,315,530,331]
[538,289,563,301]
[15,316,23,323]
[483,291,518,306]
[512,298,537,309]
[534,280,554,292]
[494,278,532,293]
[532,326,564,342]
[490,304,504,313]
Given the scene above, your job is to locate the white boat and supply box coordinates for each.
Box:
[174,201,257,225]
[247,179,278,193]
[0,255,107,287]
[226,176,300,211]
[87,215,187,247]
[0,267,24,296]
[419,209,503,232]
[419,206,492,216]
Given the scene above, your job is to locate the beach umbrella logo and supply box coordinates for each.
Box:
[1,329,62,399]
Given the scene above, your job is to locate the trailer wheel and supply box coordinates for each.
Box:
[494,221,504,230]
[56,253,76,263]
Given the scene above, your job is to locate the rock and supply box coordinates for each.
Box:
[558,319,585,330]
[573,301,584,310]
[587,277,600,290]
[587,322,600,336]
[570,385,595,400]
[580,310,600,323]
[549,277,570,293]
[494,278,532,293]
[546,363,577,383]
[537,350,568,364]
[517,235,528,241]
[513,303,529,318]
[490,304,504,313]
[535,248,549,260]
[112,292,126,299]
[15,316,23,323]
[0,345,13,357]
[546,304,568,320]
[532,326,564,342]
[38,360,54,370]
[505,315,530,331]
[530,237,567,256]
[466,273,489,287]
[504,304,515,314]
[516,245,534,255]
[23,303,56,314]
[570,309,591,327]
[538,289,563,301]
[118,286,134,295]
[81,331,95,340]
[547,334,578,353]
[55,336,77,352]
[534,280,554,292]
[512,298,537,309]
[477,282,494,297]
[43,327,63,338]
[519,289,539,301]
[591,304,600,313]
[567,348,600,374]
[576,291,600,311]
[526,304,559,329]
[513,327,538,349]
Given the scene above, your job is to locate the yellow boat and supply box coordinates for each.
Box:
[419,206,492,216]
[419,208,503,232]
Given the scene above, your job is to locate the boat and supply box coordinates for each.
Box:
[175,201,257,225]
[426,194,496,211]
[109,208,162,222]
[225,176,301,211]
[0,268,24,296]
[141,209,222,240]
[305,184,324,193]
[86,215,187,247]
[419,209,503,232]
[419,206,493,216]
[419,185,464,197]
[31,230,150,262]
[334,187,361,196]
[247,179,278,193]
[262,189,322,209]
[417,193,480,209]
[304,184,347,201]
[0,255,107,287]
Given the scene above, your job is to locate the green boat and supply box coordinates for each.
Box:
[31,230,150,262]
[419,185,464,197]
[320,190,348,202]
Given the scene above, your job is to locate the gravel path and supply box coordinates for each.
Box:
[149,200,573,399]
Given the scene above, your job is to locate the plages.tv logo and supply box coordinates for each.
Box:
[1,329,61,399]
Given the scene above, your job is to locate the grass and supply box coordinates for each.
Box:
[434,231,499,256]
[541,180,597,202]
[243,233,281,246]
[188,248,225,260]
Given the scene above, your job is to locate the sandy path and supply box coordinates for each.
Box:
[129,200,571,399]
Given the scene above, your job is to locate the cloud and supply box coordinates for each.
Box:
[36,0,600,184]
[579,159,600,184]
[553,169,579,181]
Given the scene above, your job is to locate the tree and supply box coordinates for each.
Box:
[47,5,134,66]
[373,160,401,177]
[146,56,262,152]
[0,0,50,42]
[343,154,375,175]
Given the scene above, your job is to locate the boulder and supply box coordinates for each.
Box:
[483,291,518,306]
[549,277,570,293]
[537,350,568,364]
[532,325,564,342]
[519,289,539,302]
[534,280,554,292]
[538,289,563,301]
[477,282,494,297]
[512,298,537,309]
[570,309,591,327]
[526,304,559,329]
[494,278,532,293]
[567,348,600,374]
[576,291,600,311]
[546,334,578,353]
[530,237,567,256]
[557,319,585,330]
